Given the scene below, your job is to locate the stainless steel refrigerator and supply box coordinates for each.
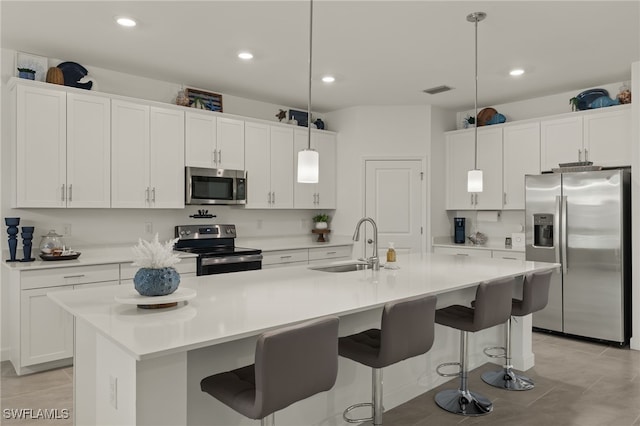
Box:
[525,169,630,344]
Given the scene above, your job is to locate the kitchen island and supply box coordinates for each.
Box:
[49,252,557,426]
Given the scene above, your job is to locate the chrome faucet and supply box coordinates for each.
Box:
[352,217,380,271]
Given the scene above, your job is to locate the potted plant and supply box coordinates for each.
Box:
[17,68,36,80]
[312,213,330,229]
[131,234,181,296]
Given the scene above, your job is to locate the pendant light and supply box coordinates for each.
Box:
[467,12,486,193]
[297,0,319,183]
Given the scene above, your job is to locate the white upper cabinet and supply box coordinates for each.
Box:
[541,115,583,171]
[583,107,631,167]
[217,117,245,170]
[149,107,185,208]
[15,84,110,208]
[111,100,184,208]
[245,123,294,209]
[185,111,216,168]
[185,112,245,170]
[66,93,111,208]
[293,129,336,209]
[446,127,502,210]
[16,84,67,208]
[541,105,631,171]
[503,122,540,210]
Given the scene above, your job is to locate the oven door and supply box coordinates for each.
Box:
[186,167,245,205]
[198,254,263,275]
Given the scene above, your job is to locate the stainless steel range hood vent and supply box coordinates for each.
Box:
[423,85,453,95]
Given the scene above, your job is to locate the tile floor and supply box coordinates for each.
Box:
[0,332,639,425]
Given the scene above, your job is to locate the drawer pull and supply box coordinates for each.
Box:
[502,257,517,260]
[280,255,292,259]
[456,253,469,256]
[63,274,86,279]
[326,251,337,255]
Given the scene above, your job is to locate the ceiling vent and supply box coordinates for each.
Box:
[423,85,453,95]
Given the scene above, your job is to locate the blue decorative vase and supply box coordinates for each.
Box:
[133,267,180,296]
[5,217,20,262]
[18,71,35,80]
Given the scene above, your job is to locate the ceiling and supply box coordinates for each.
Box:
[2,1,639,113]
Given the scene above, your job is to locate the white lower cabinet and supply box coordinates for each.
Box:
[433,247,492,258]
[262,245,352,269]
[13,264,120,374]
[434,246,524,260]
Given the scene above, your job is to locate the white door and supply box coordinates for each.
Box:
[503,122,540,210]
[365,160,424,258]
[314,131,337,209]
[293,129,317,208]
[475,127,503,209]
[216,117,245,170]
[583,107,631,167]
[270,126,294,208]
[185,111,216,168]
[445,131,475,210]
[540,116,582,171]
[111,100,150,208]
[149,107,185,208]
[245,122,271,208]
[67,92,111,208]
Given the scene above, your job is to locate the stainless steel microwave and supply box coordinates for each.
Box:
[185,167,246,205]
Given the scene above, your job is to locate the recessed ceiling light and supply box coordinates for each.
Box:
[322,76,335,83]
[238,52,254,60]
[509,68,525,76]
[116,17,137,27]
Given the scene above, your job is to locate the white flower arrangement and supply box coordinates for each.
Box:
[131,233,181,269]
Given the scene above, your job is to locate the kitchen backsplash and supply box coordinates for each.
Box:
[4,207,326,248]
[446,210,525,245]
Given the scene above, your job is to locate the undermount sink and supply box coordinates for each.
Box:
[309,262,372,273]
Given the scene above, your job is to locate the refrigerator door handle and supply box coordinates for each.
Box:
[554,195,561,265]
[561,195,568,274]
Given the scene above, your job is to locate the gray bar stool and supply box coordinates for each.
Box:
[481,270,552,391]
[200,316,339,426]
[434,277,514,416]
[338,294,437,425]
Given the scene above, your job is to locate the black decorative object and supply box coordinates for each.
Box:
[190,209,216,219]
[5,217,20,262]
[57,61,93,90]
[289,109,309,127]
[313,118,325,129]
[20,226,35,262]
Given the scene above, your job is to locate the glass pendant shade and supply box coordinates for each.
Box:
[467,169,483,192]
[297,149,319,183]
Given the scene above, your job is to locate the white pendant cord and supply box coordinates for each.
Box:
[473,14,478,171]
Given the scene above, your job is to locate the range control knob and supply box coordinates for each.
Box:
[186,230,191,235]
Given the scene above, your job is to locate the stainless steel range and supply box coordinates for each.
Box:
[173,224,262,276]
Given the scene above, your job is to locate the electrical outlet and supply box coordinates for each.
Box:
[63,223,72,236]
[109,375,118,409]
[144,222,153,234]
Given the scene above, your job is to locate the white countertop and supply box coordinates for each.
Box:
[2,245,197,271]
[432,236,525,252]
[2,236,353,271]
[49,253,557,361]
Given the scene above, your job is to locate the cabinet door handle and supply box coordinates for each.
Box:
[61,184,66,202]
[578,148,583,162]
[218,149,222,165]
[272,192,275,204]
[68,184,72,202]
[503,192,507,205]
[152,187,156,202]
[585,148,589,162]
[64,274,85,279]
[212,151,216,165]
[268,192,272,204]
[145,187,150,203]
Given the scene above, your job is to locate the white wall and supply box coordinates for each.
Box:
[325,105,430,257]
[631,61,639,351]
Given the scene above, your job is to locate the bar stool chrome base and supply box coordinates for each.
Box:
[481,368,534,391]
[343,402,374,424]
[434,388,493,416]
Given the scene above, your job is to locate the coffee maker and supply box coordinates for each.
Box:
[454,217,466,244]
